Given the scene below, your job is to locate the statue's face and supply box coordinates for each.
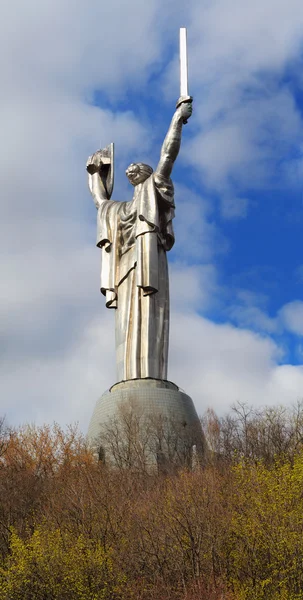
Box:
[126,163,149,186]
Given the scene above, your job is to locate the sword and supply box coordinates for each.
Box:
[176,27,193,124]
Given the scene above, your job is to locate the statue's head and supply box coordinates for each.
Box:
[126,163,153,186]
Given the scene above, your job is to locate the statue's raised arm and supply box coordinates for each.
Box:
[155,99,192,180]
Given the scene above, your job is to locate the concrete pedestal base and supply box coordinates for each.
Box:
[87,378,205,468]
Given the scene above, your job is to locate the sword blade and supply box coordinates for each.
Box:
[180,28,188,97]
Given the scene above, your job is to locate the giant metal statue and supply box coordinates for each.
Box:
[86,29,192,382]
[86,30,205,467]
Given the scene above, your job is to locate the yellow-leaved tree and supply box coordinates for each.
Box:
[227,453,303,600]
[0,526,125,600]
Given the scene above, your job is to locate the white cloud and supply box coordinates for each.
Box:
[190,0,303,75]
[169,310,303,417]
[227,290,278,334]
[0,1,168,96]
[175,0,303,200]
[170,263,219,313]
[1,315,115,430]
[173,184,229,261]
[228,304,278,334]
[279,301,303,336]
[4,294,303,429]
[2,0,303,431]
[186,86,302,195]
[221,196,249,219]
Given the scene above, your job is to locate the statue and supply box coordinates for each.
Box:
[86,27,193,384]
[86,30,206,468]
[87,99,192,382]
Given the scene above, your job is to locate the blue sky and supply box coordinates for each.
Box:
[1,0,303,429]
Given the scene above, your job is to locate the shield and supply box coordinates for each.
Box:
[86,143,114,200]
[98,143,114,200]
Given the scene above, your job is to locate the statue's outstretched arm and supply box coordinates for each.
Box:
[155,100,192,180]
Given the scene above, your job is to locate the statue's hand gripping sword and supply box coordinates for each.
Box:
[176,27,193,124]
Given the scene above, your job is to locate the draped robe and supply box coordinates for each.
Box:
[96,172,175,382]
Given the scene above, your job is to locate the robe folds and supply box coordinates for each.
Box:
[96,173,175,382]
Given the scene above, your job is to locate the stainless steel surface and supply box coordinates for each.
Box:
[87,47,193,382]
[180,28,188,97]
[86,143,114,203]
[177,28,193,123]
[176,95,193,108]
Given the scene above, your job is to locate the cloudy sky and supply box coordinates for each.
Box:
[1,0,303,430]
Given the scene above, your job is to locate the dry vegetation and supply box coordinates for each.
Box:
[1,402,303,599]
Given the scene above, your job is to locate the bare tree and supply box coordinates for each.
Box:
[202,400,303,466]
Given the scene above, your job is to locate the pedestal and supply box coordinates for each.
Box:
[87,378,205,468]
